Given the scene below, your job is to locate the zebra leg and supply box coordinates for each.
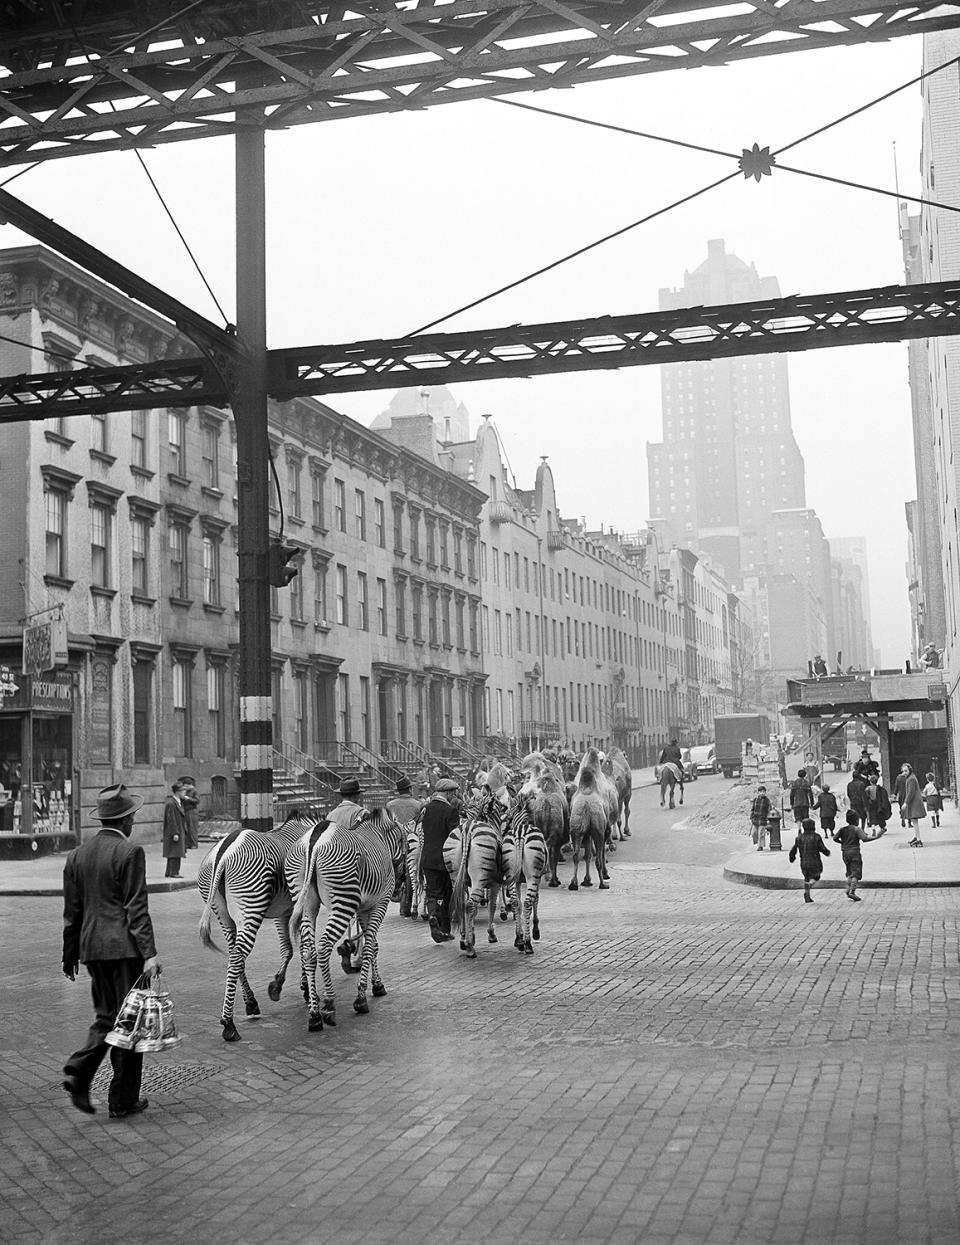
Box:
[513,880,525,951]
[487,884,499,943]
[462,891,479,958]
[354,900,389,1012]
[220,915,265,1041]
[522,881,538,953]
[298,891,323,1031]
[213,906,259,1020]
[530,879,542,945]
[318,901,357,1025]
[266,916,293,1003]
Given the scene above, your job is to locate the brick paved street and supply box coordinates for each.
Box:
[2,780,959,1245]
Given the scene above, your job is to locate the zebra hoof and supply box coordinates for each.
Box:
[245,999,261,1018]
[372,982,387,998]
[267,979,282,1003]
[582,878,593,888]
[523,942,534,955]
[353,996,370,1015]
[308,1013,324,1032]
[568,880,579,891]
[600,881,610,890]
[532,927,540,941]
[300,978,310,1003]
[399,909,411,919]
[464,947,477,959]
[608,843,616,853]
[514,936,524,950]
[320,1004,337,1027]
[220,1017,242,1043]
[420,913,430,922]
[548,878,561,888]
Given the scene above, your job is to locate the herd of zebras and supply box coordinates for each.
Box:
[196,745,634,1041]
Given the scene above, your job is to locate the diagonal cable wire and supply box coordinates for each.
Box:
[0,331,77,365]
[774,163,960,215]
[406,169,742,337]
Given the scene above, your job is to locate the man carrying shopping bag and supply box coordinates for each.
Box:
[62,783,162,1118]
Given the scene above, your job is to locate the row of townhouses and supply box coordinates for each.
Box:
[0,246,759,839]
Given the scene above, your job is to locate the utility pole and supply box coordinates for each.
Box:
[233,116,274,831]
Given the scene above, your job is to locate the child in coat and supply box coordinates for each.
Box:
[751,785,771,851]
[922,773,942,828]
[788,817,831,903]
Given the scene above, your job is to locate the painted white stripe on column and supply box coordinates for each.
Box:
[240,744,273,772]
[240,695,272,723]
[241,791,274,822]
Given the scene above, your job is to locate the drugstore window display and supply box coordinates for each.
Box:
[0,714,72,835]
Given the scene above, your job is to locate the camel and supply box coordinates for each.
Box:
[568,748,610,891]
[602,746,633,838]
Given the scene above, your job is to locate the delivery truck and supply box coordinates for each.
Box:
[714,713,771,778]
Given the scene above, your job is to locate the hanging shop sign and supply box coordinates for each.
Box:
[22,618,68,677]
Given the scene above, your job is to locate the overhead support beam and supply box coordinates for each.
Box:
[0,187,238,359]
[3,0,960,164]
[5,279,960,420]
[268,280,960,397]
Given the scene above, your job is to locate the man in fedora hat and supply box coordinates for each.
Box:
[327,776,364,831]
[162,780,189,878]
[62,782,162,1118]
[420,778,461,943]
[386,775,425,915]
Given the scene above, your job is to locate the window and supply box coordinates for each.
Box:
[208,662,226,757]
[334,479,346,532]
[90,503,112,588]
[494,610,503,655]
[337,672,350,741]
[172,658,192,755]
[492,548,500,585]
[455,596,465,649]
[377,578,387,636]
[412,583,423,641]
[314,558,329,625]
[410,510,421,560]
[45,489,67,578]
[454,529,463,574]
[168,412,186,477]
[290,558,305,622]
[288,457,302,519]
[202,534,221,606]
[91,412,108,455]
[336,564,348,625]
[428,590,438,645]
[395,578,407,636]
[426,518,436,565]
[393,500,405,553]
[202,424,220,490]
[441,592,451,646]
[311,471,325,529]
[357,571,369,631]
[132,659,152,764]
[169,521,189,599]
[359,676,371,749]
[355,489,366,541]
[467,538,476,579]
[374,498,385,548]
[439,522,449,569]
[469,602,478,651]
[131,517,149,595]
[131,410,148,470]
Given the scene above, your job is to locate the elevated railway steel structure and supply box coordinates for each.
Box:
[3,0,960,165]
[3,0,960,830]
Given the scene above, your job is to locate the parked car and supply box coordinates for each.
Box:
[689,744,717,775]
[655,748,698,783]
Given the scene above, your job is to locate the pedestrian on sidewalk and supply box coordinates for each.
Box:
[923,772,943,828]
[813,782,839,836]
[892,767,908,828]
[162,781,188,878]
[846,771,868,825]
[750,785,771,851]
[864,773,892,832]
[832,810,886,900]
[62,782,162,1118]
[899,764,927,846]
[789,768,813,824]
[788,816,831,902]
[420,778,461,943]
[178,775,200,850]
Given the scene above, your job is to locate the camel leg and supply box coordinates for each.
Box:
[582,834,594,887]
[623,792,632,837]
[598,832,610,888]
[548,839,562,888]
[568,839,581,891]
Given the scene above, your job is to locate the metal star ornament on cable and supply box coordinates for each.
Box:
[739,143,776,182]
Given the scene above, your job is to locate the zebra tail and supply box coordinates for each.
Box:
[449,826,472,926]
[198,839,230,954]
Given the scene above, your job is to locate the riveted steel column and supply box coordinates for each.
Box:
[234,120,273,831]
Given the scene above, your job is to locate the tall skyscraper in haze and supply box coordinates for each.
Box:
[647,239,806,581]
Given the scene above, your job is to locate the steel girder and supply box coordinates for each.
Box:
[4,279,960,419]
[3,0,960,165]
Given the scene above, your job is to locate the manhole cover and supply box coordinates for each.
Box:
[77,1062,224,1097]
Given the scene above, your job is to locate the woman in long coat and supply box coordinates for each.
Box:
[900,765,927,847]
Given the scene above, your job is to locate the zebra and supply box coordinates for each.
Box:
[289,807,406,1031]
[446,789,521,958]
[396,811,428,921]
[506,794,549,954]
[198,807,315,1042]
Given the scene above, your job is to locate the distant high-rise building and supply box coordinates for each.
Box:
[647,238,806,581]
[831,536,875,664]
[765,509,835,659]
[372,385,471,446]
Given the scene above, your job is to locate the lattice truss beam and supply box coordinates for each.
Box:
[3,0,960,165]
[4,279,960,419]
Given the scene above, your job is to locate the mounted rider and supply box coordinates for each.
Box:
[659,738,683,768]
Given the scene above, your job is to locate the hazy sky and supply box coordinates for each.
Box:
[0,36,933,662]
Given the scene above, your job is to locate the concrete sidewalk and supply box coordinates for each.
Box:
[0,837,206,896]
[724,800,960,888]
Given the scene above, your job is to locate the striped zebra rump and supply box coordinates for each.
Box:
[400,815,426,920]
[447,821,501,926]
[516,819,548,953]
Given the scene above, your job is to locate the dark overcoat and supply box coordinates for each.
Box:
[162,796,188,859]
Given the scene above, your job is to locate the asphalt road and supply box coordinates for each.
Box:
[3,779,959,1245]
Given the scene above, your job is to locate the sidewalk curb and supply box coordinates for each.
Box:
[0,876,198,898]
[723,865,960,890]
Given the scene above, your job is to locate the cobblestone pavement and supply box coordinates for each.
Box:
[2,783,959,1245]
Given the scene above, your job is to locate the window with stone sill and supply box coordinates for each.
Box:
[168,411,187,478]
